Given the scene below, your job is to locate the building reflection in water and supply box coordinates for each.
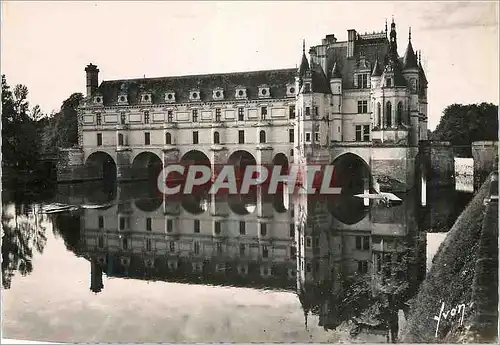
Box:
[55,181,432,342]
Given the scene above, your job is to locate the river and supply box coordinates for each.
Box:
[1,178,473,343]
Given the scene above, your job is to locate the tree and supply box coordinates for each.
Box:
[432,103,498,148]
[1,75,41,171]
[40,92,83,153]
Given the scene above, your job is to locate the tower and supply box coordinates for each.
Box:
[402,27,420,146]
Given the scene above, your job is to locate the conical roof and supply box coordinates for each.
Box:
[403,41,418,69]
[371,57,382,77]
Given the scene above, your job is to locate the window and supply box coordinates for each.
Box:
[386,102,392,127]
[363,125,370,141]
[193,131,199,144]
[118,133,124,146]
[259,130,266,144]
[314,106,319,117]
[165,132,172,144]
[216,242,223,254]
[119,217,126,230]
[167,219,173,233]
[97,133,102,146]
[314,237,320,248]
[167,110,173,123]
[239,221,246,235]
[305,132,311,142]
[98,236,104,248]
[377,103,381,127]
[358,260,368,274]
[306,237,312,247]
[238,107,244,121]
[261,107,267,120]
[239,244,246,256]
[146,239,152,251]
[262,245,269,258]
[96,114,102,125]
[192,109,198,122]
[355,125,362,141]
[305,107,311,116]
[397,102,403,125]
[146,218,152,231]
[289,105,296,119]
[314,132,320,142]
[289,129,294,143]
[215,108,221,122]
[305,83,311,93]
[98,216,104,229]
[290,246,296,258]
[260,223,267,236]
[194,242,200,254]
[386,78,392,87]
[238,130,245,144]
[306,263,312,272]
[213,131,220,144]
[144,132,150,145]
[123,238,128,250]
[194,219,200,233]
[357,100,368,114]
[289,224,294,237]
[290,149,294,157]
[120,113,126,124]
[169,241,175,252]
[355,236,370,251]
[357,74,368,89]
[214,221,221,235]
[144,111,150,124]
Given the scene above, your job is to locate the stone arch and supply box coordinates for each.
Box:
[273,152,289,174]
[165,132,172,145]
[377,102,381,127]
[397,101,403,126]
[259,130,267,144]
[180,150,211,166]
[131,151,163,181]
[386,101,392,127]
[182,193,210,215]
[228,191,257,216]
[85,151,117,182]
[329,152,373,194]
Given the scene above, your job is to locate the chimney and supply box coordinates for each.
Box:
[85,63,99,97]
[347,29,357,58]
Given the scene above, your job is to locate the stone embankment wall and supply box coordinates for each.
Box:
[57,148,102,182]
[401,171,498,343]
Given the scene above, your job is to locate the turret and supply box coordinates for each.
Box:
[371,56,382,88]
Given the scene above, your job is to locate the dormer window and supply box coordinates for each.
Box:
[94,95,103,105]
[258,85,270,98]
[212,88,224,101]
[304,83,311,93]
[141,93,152,104]
[189,90,200,101]
[357,74,368,89]
[386,78,392,87]
[165,92,176,103]
[118,94,128,104]
[235,87,247,99]
[286,85,296,97]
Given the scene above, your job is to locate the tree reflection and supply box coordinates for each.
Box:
[2,204,48,289]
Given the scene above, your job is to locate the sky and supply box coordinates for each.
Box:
[1,1,499,130]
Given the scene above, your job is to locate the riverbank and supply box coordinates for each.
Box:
[401,173,498,343]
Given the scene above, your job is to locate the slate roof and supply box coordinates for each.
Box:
[403,40,418,70]
[94,68,297,106]
[321,37,390,89]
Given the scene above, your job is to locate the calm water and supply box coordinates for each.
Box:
[1,179,473,343]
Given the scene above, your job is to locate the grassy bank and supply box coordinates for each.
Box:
[401,177,493,343]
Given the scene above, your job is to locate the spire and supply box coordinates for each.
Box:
[298,39,310,77]
[389,16,398,58]
[331,61,342,79]
[372,56,382,77]
[403,27,418,69]
[419,50,428,84]
[385,18,388,36]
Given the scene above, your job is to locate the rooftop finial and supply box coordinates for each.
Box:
[302,39,305,53]
[419,50,422,64]
[385,18,388,34]
[409,27,412,41]
[392,15,395,24]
